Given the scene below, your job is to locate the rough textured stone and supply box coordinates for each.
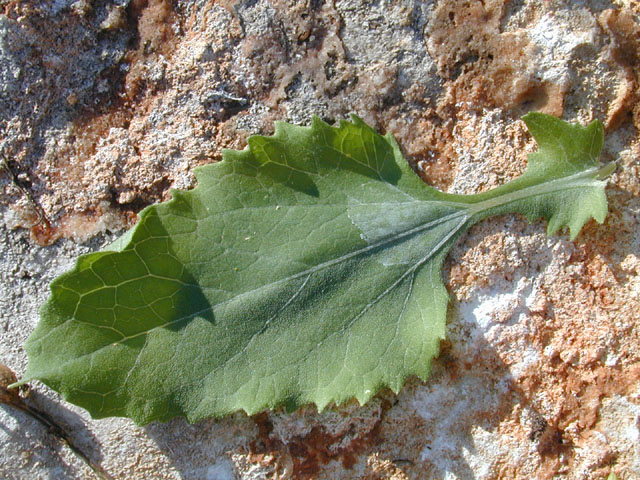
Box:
[1,0,638,479]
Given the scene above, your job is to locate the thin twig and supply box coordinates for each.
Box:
[0,365,114,480]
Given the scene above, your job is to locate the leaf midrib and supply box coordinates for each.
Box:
[29,167,601,380]
[467,167,601,215]
[199,167,602,308]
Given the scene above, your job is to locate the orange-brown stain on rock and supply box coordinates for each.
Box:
[483,217,639,477]
[17,0,252,244]
[124,0,177,101]
[248,401,390,479]
[598,9,640,131]
[425,0,564,116]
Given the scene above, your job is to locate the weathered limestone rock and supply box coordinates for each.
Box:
[1,0,638,478]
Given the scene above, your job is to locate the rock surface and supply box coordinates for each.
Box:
[1,0,639,478]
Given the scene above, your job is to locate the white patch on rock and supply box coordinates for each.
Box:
[527,12,598,85]
[449,109,508,196]
[206,458,236,480]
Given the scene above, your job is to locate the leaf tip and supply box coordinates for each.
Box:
[348,113,365,124]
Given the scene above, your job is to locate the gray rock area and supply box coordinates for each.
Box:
[1,0,639,478]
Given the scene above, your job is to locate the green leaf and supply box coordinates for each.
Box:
[19,113,611,424]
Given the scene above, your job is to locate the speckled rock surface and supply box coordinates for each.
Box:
[1,0,638,479]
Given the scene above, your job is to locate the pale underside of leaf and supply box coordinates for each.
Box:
[21,113,610,424]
